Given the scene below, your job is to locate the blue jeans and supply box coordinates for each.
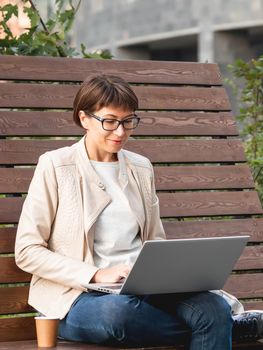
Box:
[58,291,233,349]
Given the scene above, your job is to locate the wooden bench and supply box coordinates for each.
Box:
[0,55,262,350]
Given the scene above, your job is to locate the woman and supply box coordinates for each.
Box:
[15,74,233,349]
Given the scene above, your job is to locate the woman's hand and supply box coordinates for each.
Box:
[91,264,131,283]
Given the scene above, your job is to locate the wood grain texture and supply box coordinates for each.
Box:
[0,257,31,283]
[242,301,263,311]
[0,111,238,136]
[158,191,263,217]
[224,274,263,299]
[154,165,254,190]
[0,139,246,165]
[126,139,246,163]
[234,246,263,270]
[0,197,24,224]
[0,165,254,194]
[0,168,33,193]
[1,218,263,254]
[1,191,262,223]
[0,317,36,342]
[163,218,263,242]
[0,286,32,314]
[0,227,17,253]
[137,111,238,136]
[0,84,231,110]
[0,56,222,85]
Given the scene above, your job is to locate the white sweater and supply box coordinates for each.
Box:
[91,160,142,268]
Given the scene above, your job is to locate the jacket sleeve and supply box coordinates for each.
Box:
[147,162,166,241]
[15,153,98,291]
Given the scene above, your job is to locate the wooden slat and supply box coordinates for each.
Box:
[0,168,33,193]
[0,257,31,283]
[224,274,263,299]
[137,111,238,136]
[0,55,222,85]
[0,111,238,136]
[0,227,17,253]
[0,139,75,165]
[0,139,246,165]
[0,286,32,314]
[0,84,231,110]
[242,300,263,311]
[154,165,254,190]
[1,217,263,255]
[1,191,262,223]
[127,139,246,163]
[234,246,263,270]
[0,165,254,194]
[0,197,24,224]
[0,111,81,137]
[136,86,231,111]
[163,218,263,242]
[158,191,263,217]
[2,246,262,282]
[0,317,36,342]
[1,218,263,254]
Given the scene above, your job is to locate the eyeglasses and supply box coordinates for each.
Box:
[87,112,140,131]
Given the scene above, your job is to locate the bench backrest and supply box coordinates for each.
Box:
[0,55,263,342]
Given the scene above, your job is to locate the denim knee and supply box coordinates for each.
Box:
[206,292,233,326]
[101,295,142,343]
[177,292,233,331]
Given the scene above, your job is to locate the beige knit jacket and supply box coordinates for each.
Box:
[15,136,165,319]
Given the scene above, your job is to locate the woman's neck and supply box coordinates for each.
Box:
[84,137,118,162]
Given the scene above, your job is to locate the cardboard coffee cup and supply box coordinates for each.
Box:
[35,316,59,348]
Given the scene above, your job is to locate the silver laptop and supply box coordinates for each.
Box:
[84,236,249,295]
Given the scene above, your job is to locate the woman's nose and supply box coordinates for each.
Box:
[113,124,125,136]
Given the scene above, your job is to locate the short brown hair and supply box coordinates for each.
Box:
[73,75,138,128]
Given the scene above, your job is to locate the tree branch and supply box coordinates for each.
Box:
[27,0,49,34]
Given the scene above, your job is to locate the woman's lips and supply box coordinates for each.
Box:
[108,139,122,144]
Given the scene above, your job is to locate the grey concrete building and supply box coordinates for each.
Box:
[71,0,263,64]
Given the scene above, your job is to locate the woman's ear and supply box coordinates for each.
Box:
[79,110,89,129]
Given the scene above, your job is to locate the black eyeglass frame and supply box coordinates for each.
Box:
[86,112,140,131]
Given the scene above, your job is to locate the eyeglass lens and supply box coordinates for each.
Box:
[103,117,139,130]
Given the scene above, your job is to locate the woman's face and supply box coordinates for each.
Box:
[79,105,135,162]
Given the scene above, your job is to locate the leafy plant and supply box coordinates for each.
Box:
[227,56,263,202]
[0,0,112,58]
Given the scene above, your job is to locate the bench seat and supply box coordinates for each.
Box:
[0,340,263,350]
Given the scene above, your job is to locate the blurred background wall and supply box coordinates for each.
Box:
[36,0,263,64]
[74,0,263,63]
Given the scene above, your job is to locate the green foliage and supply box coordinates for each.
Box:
[228,56,263,201]
[0,0,112,58]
